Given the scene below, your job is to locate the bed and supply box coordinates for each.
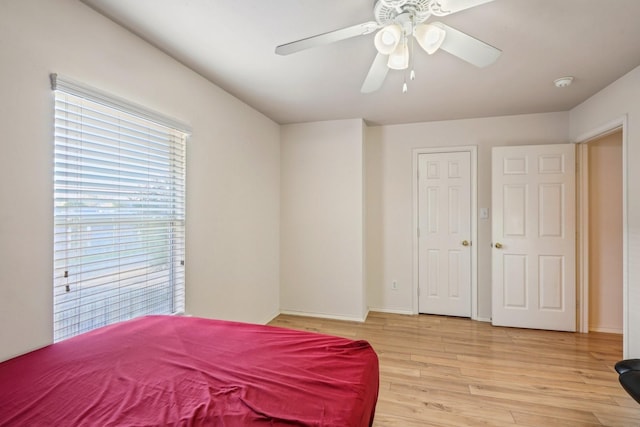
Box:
[0,315,379,426]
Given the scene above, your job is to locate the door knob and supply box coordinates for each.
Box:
[462,240,470,247]
[494,242,503,249]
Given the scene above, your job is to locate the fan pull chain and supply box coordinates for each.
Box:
[403,17,415,94]
[403,33,409,93]
[408,55,415,91]
[410,22,416,81]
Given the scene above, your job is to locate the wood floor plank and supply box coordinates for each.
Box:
[511,410,602,426]
[592,412,640,427]
[269,312,640,426]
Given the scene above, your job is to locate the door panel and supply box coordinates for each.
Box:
[418,151,471,316]
[492,144,575,331]
[539,184,563,237]
[503,254,527,308]
[503,185,526,236]
[539,255,563,309]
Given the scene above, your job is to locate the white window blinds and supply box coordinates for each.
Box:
[52,75,188,342]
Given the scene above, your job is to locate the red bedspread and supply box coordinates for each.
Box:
[0,316,378,426]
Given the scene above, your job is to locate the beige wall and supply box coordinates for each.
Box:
[588,131,623,333]
[280,120,366,320]
[0,0,280,362]
[366,113,570,319]
[570,65,640,357]
[4,0,640,364]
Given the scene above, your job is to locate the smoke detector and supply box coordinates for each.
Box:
[554,76,574,88]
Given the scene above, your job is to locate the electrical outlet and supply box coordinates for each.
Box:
[391,280,398,290]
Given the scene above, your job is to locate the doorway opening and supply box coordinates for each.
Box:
[575,115,630,358]
[578,130,624,333]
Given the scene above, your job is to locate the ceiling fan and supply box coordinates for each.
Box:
[275,0,501,93]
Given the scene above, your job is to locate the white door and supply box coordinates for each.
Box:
[418,151,471,317]
[491,144,576,331]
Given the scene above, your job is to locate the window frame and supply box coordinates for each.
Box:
[51,74,190,341]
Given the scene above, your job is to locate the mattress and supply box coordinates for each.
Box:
[0,315,379,426]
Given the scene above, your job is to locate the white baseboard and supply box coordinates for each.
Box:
[369,308,492,324]
[259,311,281,325]
[274,308,492,324]
[368,307,415,316]
[279,309,367,323]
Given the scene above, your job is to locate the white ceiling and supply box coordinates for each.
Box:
[81,0,640,126]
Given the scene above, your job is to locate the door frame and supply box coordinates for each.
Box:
[412,146,478,319]
[574,115,628,356]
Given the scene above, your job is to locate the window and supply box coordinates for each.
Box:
[52,75,189,341]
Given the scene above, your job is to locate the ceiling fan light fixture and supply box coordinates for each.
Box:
[275,0,502,93]
[374,24,402,55]
[387,38,409,70]
[414,23,446,54]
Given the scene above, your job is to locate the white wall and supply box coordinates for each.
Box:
[0,0,280,362]
[366,113,570,319]
[4,0,638,365]
[570,65,640,357]
[280,119,366,320]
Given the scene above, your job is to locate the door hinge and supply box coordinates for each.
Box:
[417,287,421,296]
[417,169,419,180]
[417,227,420,238]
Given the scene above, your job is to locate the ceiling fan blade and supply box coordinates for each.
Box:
[432,22,501,68]
[431,0,494,16]
[361,53,389,93]
[275,21,379,55]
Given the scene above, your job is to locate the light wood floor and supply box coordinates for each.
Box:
[269,311,639,426]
